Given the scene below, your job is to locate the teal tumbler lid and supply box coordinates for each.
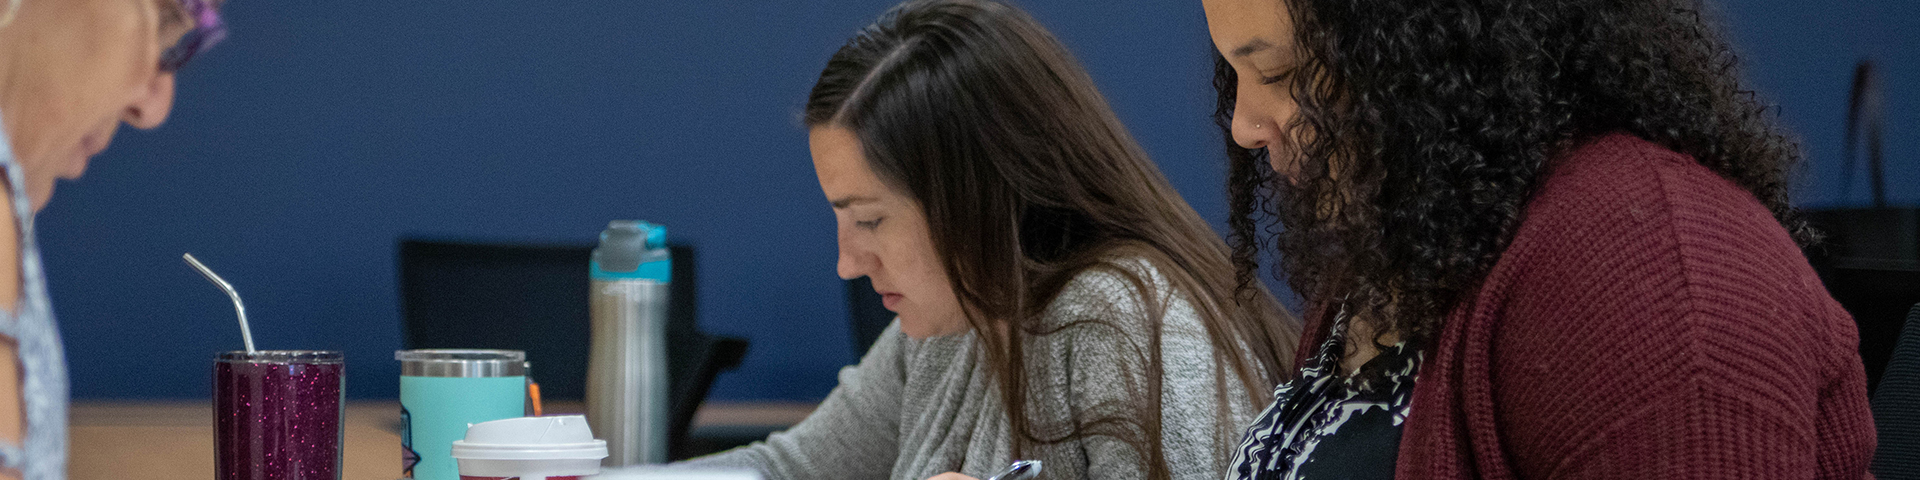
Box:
[396,349,526,377]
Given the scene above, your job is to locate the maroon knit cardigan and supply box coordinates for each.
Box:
[1293,134,1878,479]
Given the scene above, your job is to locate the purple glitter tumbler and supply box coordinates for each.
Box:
[214,351,345,480]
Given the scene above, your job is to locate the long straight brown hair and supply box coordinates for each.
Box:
[805,1,1300,477]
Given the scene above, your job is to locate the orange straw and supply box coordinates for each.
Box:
[527,381,544,416]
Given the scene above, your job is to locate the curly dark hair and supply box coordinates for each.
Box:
[1215,0,1814,352]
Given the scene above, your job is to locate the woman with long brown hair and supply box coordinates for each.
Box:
[669,1,1300,479]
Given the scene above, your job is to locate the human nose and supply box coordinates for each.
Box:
[121,72,176,130]
[1230,95,1278,151]
[836,227,874,280]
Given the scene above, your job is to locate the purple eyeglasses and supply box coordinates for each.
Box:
[156,0,227,72]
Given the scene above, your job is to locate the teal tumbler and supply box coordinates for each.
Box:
[396,349,527,480]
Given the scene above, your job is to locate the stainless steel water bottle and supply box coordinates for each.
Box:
[586,220,672,466]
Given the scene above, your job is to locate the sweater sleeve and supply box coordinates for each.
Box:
[1034,261,1244,480]
[669,321,909,480]
[1477,139,1874,479]
[1492,293,1838,478]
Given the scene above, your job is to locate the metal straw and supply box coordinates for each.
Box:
[183,253,255,355]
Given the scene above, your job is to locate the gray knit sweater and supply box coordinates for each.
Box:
[672,259,1257,480]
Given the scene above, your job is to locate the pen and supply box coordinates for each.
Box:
[987,460,1043,480]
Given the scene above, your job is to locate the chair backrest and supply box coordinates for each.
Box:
[1873,302,1920,479]
[845,276,895,358]
[1809,263,1920,392]
[1804,208,1920,391]
[398,238,746,459]
[399,240,595,397]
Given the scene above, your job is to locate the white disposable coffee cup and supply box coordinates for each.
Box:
[451,415,609,480]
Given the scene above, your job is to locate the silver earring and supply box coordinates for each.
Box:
[1254,123,1263,129]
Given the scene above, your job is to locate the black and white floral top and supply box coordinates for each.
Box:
[1224,313,1423,480]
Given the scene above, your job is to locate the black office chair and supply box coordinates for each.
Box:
[1872,303,1920,479]
[846,276,895,358]
[1809,60,1920,393]
[397,238,749,460]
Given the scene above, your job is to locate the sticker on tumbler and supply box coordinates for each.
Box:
[402,405,420,478]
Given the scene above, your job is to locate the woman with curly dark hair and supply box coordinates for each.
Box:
[1201,0,1877,478]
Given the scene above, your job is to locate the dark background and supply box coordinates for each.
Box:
[44,0,1917,401]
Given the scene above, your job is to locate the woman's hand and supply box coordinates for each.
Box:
[926,473,980,480]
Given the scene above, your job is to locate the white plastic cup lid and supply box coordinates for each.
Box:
[589,469,763,480]
[450,415,610,461]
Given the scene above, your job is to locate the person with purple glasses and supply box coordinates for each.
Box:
[0,0,227,478]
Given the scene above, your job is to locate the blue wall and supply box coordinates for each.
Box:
[1721,0,1919,207]
[45,0,1917,401]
